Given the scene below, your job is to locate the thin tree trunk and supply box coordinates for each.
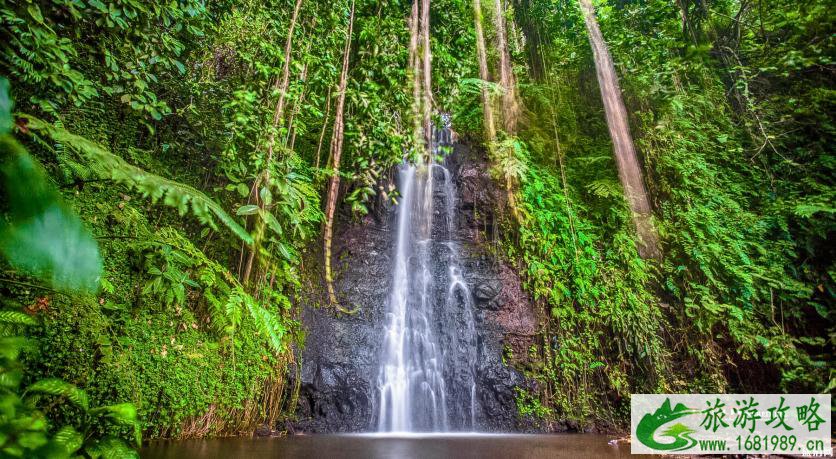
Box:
[493,0,520,133]
[323,0,355,311]
[420,0,433,154]
[408,0,423,153]
[490,0,522,224]
[286,30,314,150]
[315,88,332,169]
[578,0,661,259]
[472,0,496,141]
[241,0,305,285]
[271,0,305,146]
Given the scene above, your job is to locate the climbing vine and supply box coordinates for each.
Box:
[0,0,831,446]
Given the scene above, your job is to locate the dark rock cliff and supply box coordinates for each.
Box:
[290,143,537,433]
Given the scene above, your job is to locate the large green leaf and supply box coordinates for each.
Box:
[26,378,89,410]
[0,78,11,135]
[0,137,102,293]
[51,426,83,455]
[85,436,139,459]
[90,403,141,446]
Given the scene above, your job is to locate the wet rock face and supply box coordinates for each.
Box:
[291,142,537,433]
[291,219,390,433]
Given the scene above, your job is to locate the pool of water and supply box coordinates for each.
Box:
[142,433,640,458]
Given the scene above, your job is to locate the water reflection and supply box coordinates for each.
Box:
[142,434,641,459]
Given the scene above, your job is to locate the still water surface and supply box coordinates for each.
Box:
[142,433,639,459]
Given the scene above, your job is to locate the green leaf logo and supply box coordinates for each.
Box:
[636,398,699,451]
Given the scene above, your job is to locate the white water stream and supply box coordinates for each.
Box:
[376,120,478,432]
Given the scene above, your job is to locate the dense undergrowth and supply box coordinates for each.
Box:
[0,0,832,452]
[473,0,833,428]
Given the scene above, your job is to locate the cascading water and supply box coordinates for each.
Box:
[376,117,479,433]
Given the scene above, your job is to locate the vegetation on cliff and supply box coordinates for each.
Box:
[0,0,831,452]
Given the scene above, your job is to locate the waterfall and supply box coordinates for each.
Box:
[376,117,479,432]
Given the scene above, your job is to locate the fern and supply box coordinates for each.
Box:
[0,310,37,326]
[490,136,530,184]
[585,179,623,199]
[149,228,291,354]
[460,77,504,97]
[245,297,287,353]
[26,378,90,410]
[24,115,253,245]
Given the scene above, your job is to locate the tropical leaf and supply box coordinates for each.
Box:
[90,403,141,446]
[0,336,35,360]
[0,78,11,134]
[23,116,253,245]
[585,179,623,199]
[90,402,137,426]
[0,310,37,326]
[26,378,89,410]
[0,204,102,293]
[52,426,83,455]
[0,134,101,293]
[85,436,140,459]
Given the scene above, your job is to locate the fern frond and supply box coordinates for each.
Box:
[460,78,504,97]
[0,310,36,326]
[23,115,253,245]
[26,378,89,410]
[245,299,286,353]
[586,179,623,199]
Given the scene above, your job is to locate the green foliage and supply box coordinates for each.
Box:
[594,0,833,392]
[514,387,552,420]
[145,227,293,354]
[0,0,830,441]
[0,81,101,293]
[0,306,140,458]
[0,0,207,120]
[489,135,529,188]
[0,0,311,440]
[24,116,253,245]
[492,0,833,427]
[0,78,9,133]
[0,139,102,293]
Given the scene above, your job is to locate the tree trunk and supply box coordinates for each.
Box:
[241,0,305,286]
[286,19,316,150]
[420,0,433,154]
[578,0,661,259]
[323,0,355,311]
[472,0,496,141]
[408,0,423,153]
[315,88,332,169]
[493,0,521,133]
